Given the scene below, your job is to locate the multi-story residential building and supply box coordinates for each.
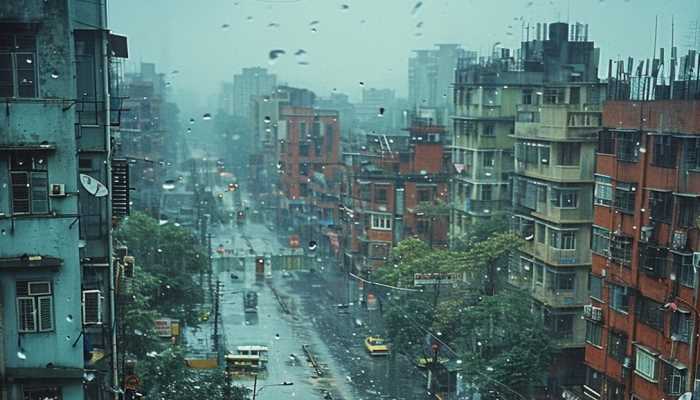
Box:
[504,22,603,395]
[354,88,403,132]
[340,113,450,280]
[0,1,127,399]
[578,70,700,400]
[450,54,522,235]
[232,67,276,118]
[276,106,341,250]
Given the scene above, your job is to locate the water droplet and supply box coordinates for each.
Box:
[275,333,280,340]
[171,70,180,74]
[17,350,26,360]
[232,134,241,141]
[268,22,280,28]
[25,58,32,64]
[340,4,349,10]
[50,71,60,79]
[186,127,192,133]
[1,229,5,236]
[66,335,71,341]
[246,16,253,22]
[411,1,423,15]
[308,241,318,251]
[202,113,212,120]
[378,107,385,117]
[294,49,307,56]
[162,180,176,191]
[311,27,318,33]
[156,248,163,253]
[189,118,195,124]
[269,49,286,63]
[221,23,230,29]
[359,81,365,87]
[66,314,73,322]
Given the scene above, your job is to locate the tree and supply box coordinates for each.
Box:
[115,212,207,325]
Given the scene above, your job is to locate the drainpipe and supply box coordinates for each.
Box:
[99,0,120,397]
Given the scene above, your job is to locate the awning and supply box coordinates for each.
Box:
[6,367,83,380]
[659,355,687,370]
[0,143,56,152]
[0,255,62,269]
[673,192,700,198]
[634,343,660,356]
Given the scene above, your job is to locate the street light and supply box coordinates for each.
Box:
[251,374,293,399]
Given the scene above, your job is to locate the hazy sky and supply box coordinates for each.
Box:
[108,0,699,110]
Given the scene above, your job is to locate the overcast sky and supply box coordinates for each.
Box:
[108,0,700,111]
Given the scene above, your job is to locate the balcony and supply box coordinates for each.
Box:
[516,161,593,183]
[514,103,601,142]
[531,242,592,267]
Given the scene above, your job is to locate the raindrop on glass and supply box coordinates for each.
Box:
[268,49,286,63]
[66,314,73,322]
[189,118,195,124]
[202,113,212,120]
[340,4,349,10]
[411,1,423,15]
[50,71,60,79]
[17,350,26,360]
[221,23,230,29]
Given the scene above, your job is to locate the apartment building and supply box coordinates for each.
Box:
[0,1,127,399]
[579,96,700,399]
[232,67,276,118]
[340,113,450,278]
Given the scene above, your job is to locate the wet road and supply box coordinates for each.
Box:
[203,190,426,399]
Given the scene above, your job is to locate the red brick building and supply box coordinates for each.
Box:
[581,100,700,400]
[340,115,450,277]
[276,106,341,250]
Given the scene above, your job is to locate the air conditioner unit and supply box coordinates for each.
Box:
[640,225,654,243]
[591,306,603,322]
[693,252,700,269]
[583,304,593,319]
[49,183,66,197]
[672,230,688,250]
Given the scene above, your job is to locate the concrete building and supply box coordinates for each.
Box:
[409,44,475,110]
[0,1,127,399]
[354,88,403,132]
[339,113,450,280]
[275,107,341,252]
[575,59,700,400]
[232,67,276,118]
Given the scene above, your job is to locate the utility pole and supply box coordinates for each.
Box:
[208,232,213,293]
[212,280,221,354]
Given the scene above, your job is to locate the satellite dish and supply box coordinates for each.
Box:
[678,393,692,400]
[80,174,109,197]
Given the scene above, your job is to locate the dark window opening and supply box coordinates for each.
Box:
[0,32,37,98]
[652,135,677,168]
[615,131,640,163]
[607,330,628,362]
[649,191,673,223]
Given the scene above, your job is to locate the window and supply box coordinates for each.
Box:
[557,143,580,165]
[375,187,388,204]
[671,311,692,342]
[23,386,61,400]
[536,222,545,243]
[597,130,615,154]
[635,347,658,381]
[614,181,636,214]
[607,380,624,400]
[550,230,575,250]
[543,88,564,104]
[482,123,495,136]
[299,121,307,136]
[685,138,700,170]
[649,191,673,223]
[585,367,603,393]
[299,143,310,157]
[589,274,603,300]
[298,163,309,176]
[663,363,687,395]
[16,281,53,333]
[417,188,433,203]
[0,33,37,98]
[546,313,574,338]
[10,152,49,214]
[594,175,613,206]
[557,272,575,291]
[652,135,677,168]
[608,330,627,362]
[551,188,578,208]
[673,253,694,288]
[678,197,699,228]
[569,87,581,104]
[610,234,632,266]
[522,89,533,105]
[481,185,492,201]
[535,262,544,284]
[591,226,610,256]
[610,284,629,313]
[370,214,392,230]
[82,290,102,325]
[482,151,495,167]
[640,246,667,277]
[616,130,640,162]
[585,321,602,346]
[636,296,664,331]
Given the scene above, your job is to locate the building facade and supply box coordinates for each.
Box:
[232,67,276,118]
[0,1,126,399]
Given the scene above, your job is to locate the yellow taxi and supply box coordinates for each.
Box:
[364,336,389,356]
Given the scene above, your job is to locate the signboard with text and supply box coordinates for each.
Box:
[413,272,462,286]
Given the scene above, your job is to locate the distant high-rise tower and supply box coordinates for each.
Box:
[408,44,475,110]
[233,67,277,117]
